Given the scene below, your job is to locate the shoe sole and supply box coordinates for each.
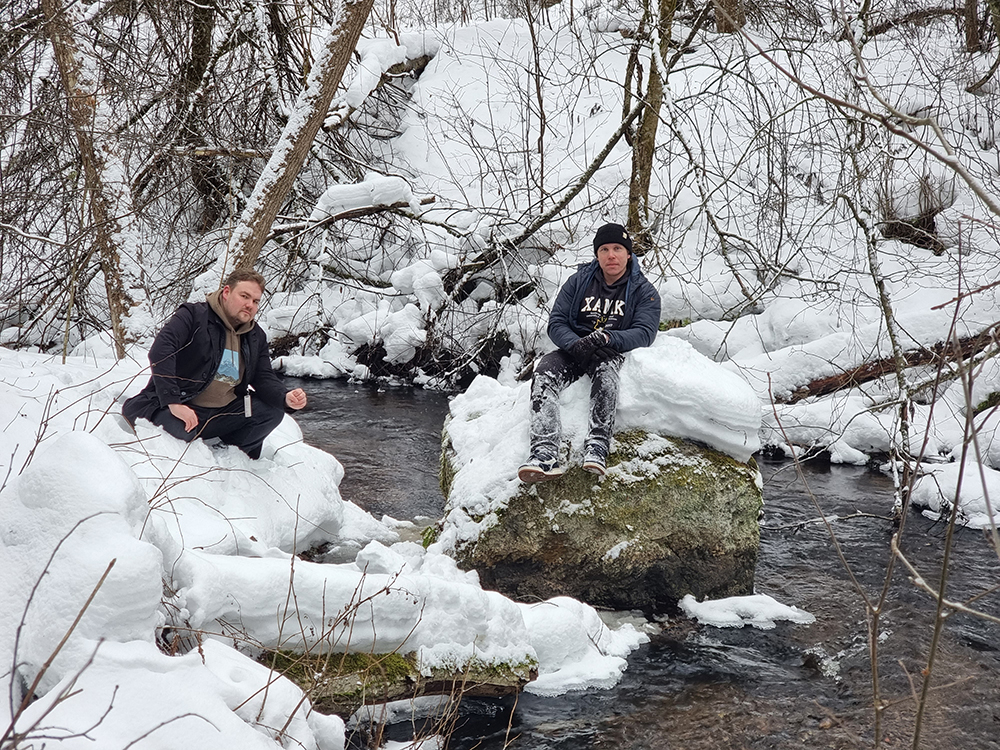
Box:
[582,461,606,477]
[518,466,565,483]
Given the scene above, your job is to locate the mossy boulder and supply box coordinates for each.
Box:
[442,431,763,614]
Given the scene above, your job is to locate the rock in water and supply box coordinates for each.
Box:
[442,431,763,614]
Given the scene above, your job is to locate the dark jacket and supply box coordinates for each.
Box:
[123,301,287,423]
[547,257,661,353]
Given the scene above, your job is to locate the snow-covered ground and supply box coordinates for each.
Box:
[7,294,995,746]
[0,346,631,748]
[0,340,820,749]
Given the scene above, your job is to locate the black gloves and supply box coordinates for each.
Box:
[593,345,620,362]
[567,331,611,364]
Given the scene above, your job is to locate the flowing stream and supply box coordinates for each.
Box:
[291,378,1000,749]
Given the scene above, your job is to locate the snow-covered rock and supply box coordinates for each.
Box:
[442,431,763,613]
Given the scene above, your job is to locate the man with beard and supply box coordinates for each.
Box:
[123,269,307,458]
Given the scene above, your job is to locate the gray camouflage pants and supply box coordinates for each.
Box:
[528,349,624,464]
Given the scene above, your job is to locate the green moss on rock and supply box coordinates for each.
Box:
[262,649,536,717]
[659,319,691,331]
[974,391,1000,416]
[439,418,457,499]
[443,430,763,614]
[421,524,439,548]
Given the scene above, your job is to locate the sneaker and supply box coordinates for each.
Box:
[518,460,565,483]
[582,454,606,476]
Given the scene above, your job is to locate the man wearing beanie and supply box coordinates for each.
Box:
[518,222,661,482]
[122,268,307,459]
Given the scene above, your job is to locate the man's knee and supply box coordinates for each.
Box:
[532,351,576,393]
[225,399,286,459]
[534,350,571,375]
[147,408,199,443]
[590,358,623,386]
[250,397,285,431]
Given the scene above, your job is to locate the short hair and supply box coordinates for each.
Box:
[223,268,266,293]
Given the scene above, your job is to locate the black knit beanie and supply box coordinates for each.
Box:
[593,223,633,255]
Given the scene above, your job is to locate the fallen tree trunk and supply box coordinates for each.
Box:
[264,649,535,717]
[781,326,1000,404]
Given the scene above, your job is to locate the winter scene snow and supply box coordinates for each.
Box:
[3,0,1000,746]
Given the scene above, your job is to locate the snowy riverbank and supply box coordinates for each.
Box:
[5,308,997,748]
[0,346,647,749]
[0,341,827,749]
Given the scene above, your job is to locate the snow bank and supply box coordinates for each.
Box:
[680,593,816,630]
[0,422,348,749]
[0,347,649,748]
[519,597,649,696]
[173,541,535,673]
[620,336,762,462]
[14,640,345,750]
[727,301,999,405]
[1,432,163,695]
[910,458,1000,528]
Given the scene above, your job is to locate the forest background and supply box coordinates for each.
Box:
[8,0,1000,395]
[5,0,1000,746]
[8,0,1000,511]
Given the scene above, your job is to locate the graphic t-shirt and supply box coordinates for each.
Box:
[576,272,629,333]
[216,347,240,386]
[191,335,242,408]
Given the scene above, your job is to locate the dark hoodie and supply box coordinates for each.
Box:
[546,256,661,354]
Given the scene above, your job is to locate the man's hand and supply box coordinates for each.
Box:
[168,403,199,432]
[285,388,307,410]
[567,330,610,364]
[593,344,620,362]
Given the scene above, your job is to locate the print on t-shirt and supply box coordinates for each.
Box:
[577,274,628,332]
[215,347,240,385]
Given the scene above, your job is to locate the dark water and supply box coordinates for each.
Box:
[290,377,448,521]
[291,378,1000,750]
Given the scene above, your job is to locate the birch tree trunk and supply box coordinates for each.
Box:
[40,0,149,358]
[227,0,376,273]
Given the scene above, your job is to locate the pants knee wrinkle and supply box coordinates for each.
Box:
[149,395,285,458]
